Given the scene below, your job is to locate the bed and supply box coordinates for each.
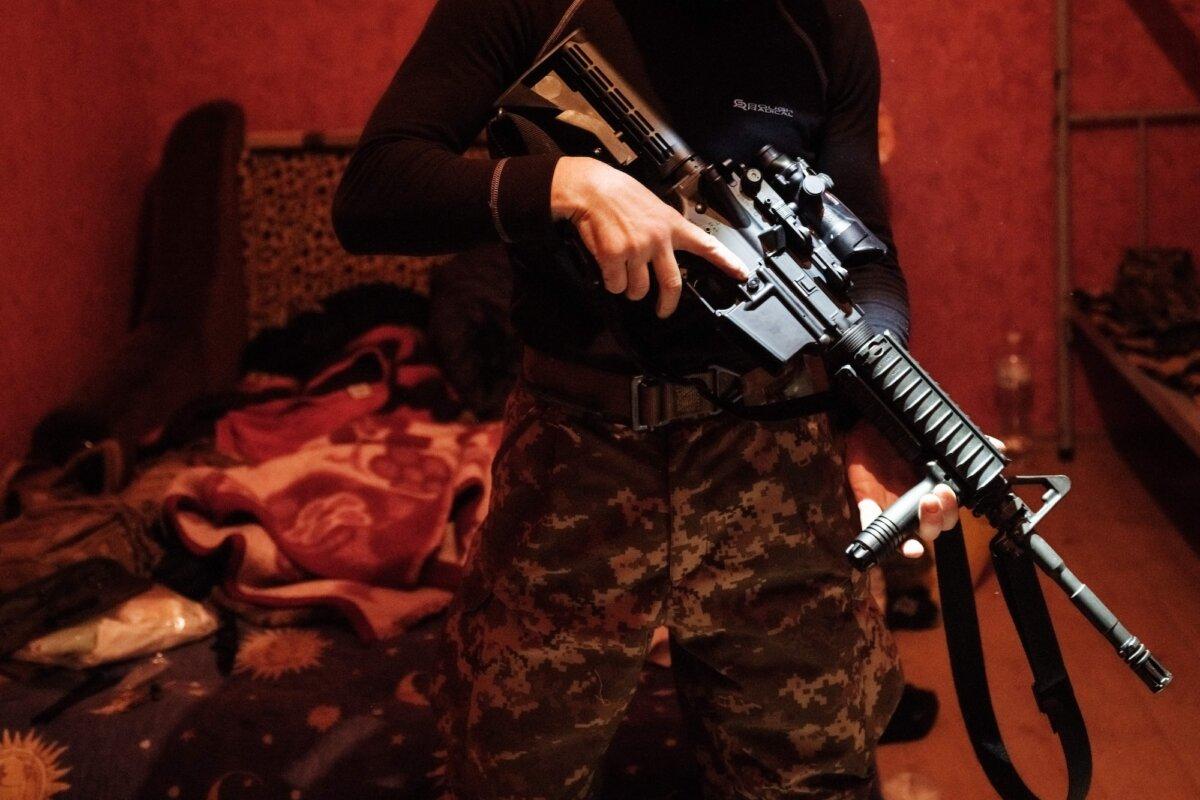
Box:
[0,103,695,800]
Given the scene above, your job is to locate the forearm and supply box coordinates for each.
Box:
[333,139,559,255]
[332,0,563,256]
[819,0,910,344]
[848,259,910,345]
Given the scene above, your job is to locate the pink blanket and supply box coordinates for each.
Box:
[165,325,501,640]
[216,325,447,464]
[166,412,500,640]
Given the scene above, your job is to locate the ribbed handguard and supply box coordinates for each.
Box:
[829,322,1009,566]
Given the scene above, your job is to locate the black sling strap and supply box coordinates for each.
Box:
[934,523,1093,800]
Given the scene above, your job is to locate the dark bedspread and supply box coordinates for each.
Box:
[0,618,697,800]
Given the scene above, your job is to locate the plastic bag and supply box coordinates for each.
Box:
[13,585,217,668]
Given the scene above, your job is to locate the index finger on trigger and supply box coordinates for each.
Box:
[675,223,750,281]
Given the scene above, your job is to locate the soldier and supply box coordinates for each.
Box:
[334,0,962,797]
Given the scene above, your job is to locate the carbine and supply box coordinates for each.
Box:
[490,30,1171,800]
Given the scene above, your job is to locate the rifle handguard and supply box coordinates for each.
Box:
[829,322,1009,512]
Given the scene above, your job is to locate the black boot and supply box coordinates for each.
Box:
[880,683,939,744]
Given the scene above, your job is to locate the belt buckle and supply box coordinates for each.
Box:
[629,375,683,432]
[706,365,744,404]
[630,368,744,432]
[629,375,655,432]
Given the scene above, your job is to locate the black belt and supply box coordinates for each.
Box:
[521,349,833,431]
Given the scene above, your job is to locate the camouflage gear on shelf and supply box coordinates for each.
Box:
[438,383,903,800]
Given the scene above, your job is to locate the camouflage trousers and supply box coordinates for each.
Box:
[438,382,903,800]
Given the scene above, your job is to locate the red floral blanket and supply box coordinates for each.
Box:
[164,325,501,640]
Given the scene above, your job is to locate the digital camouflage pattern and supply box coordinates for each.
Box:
[438,383,903,800]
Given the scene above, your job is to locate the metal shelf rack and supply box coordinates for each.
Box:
[1054,0,1200,458]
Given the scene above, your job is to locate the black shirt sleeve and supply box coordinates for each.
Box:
[817,0,911,344]
[332,0,563,255]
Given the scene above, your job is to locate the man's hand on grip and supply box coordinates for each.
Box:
[846,422,959,545]
[551,157,749,318]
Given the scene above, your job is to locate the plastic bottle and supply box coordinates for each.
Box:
[995,330,1034,458]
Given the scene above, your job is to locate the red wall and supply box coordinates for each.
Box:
[868,0,1061,432]
[128,0,437,156]
[1071,0,1200,296]
[868,0,1200,435]
[0,0,437,463]
[2,0,1197,462]
[0,4,153,463]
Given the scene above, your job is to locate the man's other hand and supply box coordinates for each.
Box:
[846,422,959,545]
[550,156,749,318]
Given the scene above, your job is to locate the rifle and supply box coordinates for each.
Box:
[489,31,1171,800]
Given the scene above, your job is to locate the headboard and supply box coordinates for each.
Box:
[240,130,487,334]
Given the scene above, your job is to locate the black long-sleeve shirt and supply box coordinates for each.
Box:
[335,0,909,372]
